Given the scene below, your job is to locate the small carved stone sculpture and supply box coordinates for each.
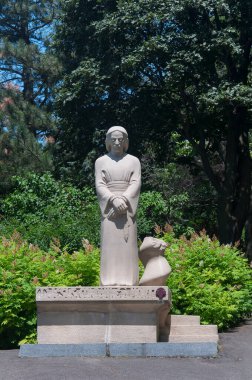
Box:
[139,237,172,286]
[95,126,141,286]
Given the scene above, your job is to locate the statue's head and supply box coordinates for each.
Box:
[105,126,129,154]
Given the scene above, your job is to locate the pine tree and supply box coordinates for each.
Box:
[0,0,61,192]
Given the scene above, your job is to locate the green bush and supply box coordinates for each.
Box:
[163,230,252,330]
[0,173,100,251]
[1,173,179,249]
[137,191,168,237]
[1,230,251,348]
[0,233,100,348]
[142,162,218,237]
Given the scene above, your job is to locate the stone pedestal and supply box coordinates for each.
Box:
[36,286,171,344]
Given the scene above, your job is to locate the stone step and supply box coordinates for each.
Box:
[169,325,218,336]
[19,342,218,357]
[168,334,218,343]
[169,315,201,326]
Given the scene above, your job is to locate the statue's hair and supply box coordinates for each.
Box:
[105,126,129,152]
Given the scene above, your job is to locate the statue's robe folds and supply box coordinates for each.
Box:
[95,153,141,286]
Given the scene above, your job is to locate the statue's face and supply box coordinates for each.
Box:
[110,131,125,156]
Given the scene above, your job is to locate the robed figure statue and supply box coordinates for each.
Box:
[95,126,141,286]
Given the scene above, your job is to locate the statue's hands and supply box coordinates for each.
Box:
[107,196,128,219]
[107,208,116,220]
[112,197,128,214]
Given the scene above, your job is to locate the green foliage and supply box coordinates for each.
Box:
[137,191,168,237]
[0,173,100,251]
[0,0,61,123]
[0,122,53,194]
[0,0,61,193]
[55,0,252,166]
[0,230,251,348]
[55,0,252,247]
[141,163,217,236]
[163,231,252,329]
[0,233,100,348]
[2,171,204,249]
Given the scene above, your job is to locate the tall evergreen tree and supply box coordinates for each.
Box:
[0,0,61,192]
[0,0,61,133]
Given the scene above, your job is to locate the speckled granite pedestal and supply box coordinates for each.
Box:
[36,286,171,344]
[19,286,219,357]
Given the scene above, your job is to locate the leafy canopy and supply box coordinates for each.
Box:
[55,0,251,246]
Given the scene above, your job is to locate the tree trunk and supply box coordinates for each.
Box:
[245,193,252,263]
[211,107,251,245]
[217,193,248,245]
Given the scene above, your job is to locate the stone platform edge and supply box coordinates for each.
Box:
[36,286,171,302]
[19,342,218,358]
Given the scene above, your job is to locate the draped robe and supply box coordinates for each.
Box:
[95,153,141,286]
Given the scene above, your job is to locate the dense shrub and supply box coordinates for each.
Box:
[142,162,217,236]
[163,230,252,329]
[0,173,177,249]
[137,191,168,237]
[0,231,251,348]
[0,173,100,251]
[0,233,100,348]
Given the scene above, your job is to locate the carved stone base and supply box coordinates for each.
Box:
[36,286,171,344]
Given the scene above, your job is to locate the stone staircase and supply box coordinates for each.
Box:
[161,315,219,343]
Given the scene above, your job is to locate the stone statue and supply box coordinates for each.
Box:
[139,237,172,286]
[95,126,141,286]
